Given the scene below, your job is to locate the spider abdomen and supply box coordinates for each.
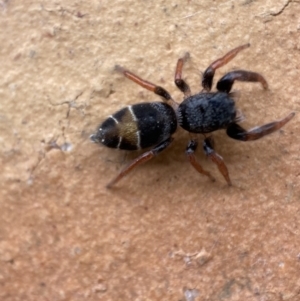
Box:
[91,102,177,150]
[178,92,236,133]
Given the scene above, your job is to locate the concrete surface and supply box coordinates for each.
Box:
[0,0,300,300]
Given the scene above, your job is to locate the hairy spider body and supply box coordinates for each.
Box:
[178,92,236,133]
[91,44,295,188]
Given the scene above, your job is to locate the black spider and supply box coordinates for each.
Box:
[91,44,294,188]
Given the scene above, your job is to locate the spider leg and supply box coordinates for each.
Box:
[203,137,232,186]
[174,52,191,98]
[115,65,178,110]
[217,70,268,93]
[106,137,173,188]
[226,112,295,141]
[186,139,216,182]
[202,43,250,91]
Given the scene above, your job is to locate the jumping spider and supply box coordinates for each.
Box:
[91,44,294,188]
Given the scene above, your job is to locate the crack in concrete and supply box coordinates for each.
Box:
[47,90,88,142]
[270,0,293,16]
[27,149,46,185]
[46,91,87,145]
[256,0,298,21]
[47,91,85,118]
[28,135,74,184]
[28,92,87,182]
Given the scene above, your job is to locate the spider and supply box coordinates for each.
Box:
[90,44,294,188]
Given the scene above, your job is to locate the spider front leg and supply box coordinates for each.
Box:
[226,112,295,141]
[202,43,250,91]
[203,137,232,186]
[174,52,191,98]
[115,65,178,110]
[217,70,268,93]
[107,137,173,188]
[186,139,216,182]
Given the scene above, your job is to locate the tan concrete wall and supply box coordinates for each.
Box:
[1,1,299,300]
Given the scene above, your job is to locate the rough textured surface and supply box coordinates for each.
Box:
[0,1,300,300]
